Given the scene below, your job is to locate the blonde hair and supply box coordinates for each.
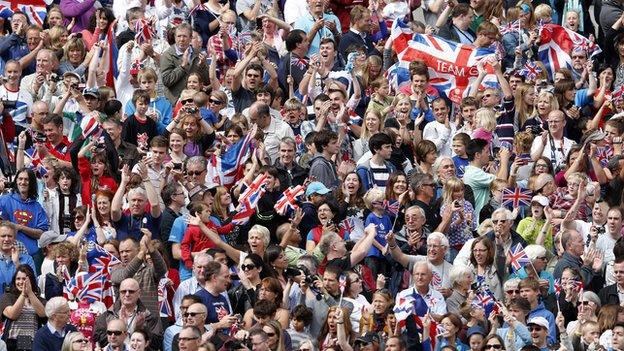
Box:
[391,93,411,110]
[48,26,68,51]
[361,109,384,140]
[363,188,386,210]
[566,172,588,185]
[514,83,535,127]
[514,131,535,154]
[249,225,270,248]
[474,108,497,132]
[442,177,465,204]
[534,4,552,20]
[532,91,559,116]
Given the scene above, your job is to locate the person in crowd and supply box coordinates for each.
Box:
[32,297,77,351]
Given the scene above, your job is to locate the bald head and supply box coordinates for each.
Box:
[249,102,271,128]
[119,278,140,307]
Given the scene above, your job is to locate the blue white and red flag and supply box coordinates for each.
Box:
[158,278,173,318]
[538,24,601,80]
[501,187,532,208]
[232,174,268,225]
[207,132,254,187]
[519,61,542,81]
[498,20,520,36]
[508,243,531,272]
[10,0,46,27]
[274,185,305,216]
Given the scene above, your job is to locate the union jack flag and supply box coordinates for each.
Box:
[508,243,531,272]
[538,24,601,80]
[596,146,611,167]
[501,187,532,209]
[274,185,305,216]
[498,20,520,36]
[290,54,308,71]
[232,174,268,225]
[86,241,121,276]
[339,274,347,293]
[8,0,46,27]
[158,278,173,318]
[613,85,624,102]
[64,271,106,304]
[383,200,400,217]
[340,217,356,233]
[188,2,208,16]
[134,18,156,45]
[207,131,254,187]
[519,61,542,81]
[554,279,562,298]
[389,19,499,104]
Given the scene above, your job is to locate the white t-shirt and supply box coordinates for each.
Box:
[530,135,575,170]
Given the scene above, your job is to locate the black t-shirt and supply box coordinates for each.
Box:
[232,87,255,113]
[412,199,441,232]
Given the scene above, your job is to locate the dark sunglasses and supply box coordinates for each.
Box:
[184,312,205,317]
[506,289,520,294]
[186,170,204,176]
[241,264,256,271]
[528,326,543,332]
[265,332,276,337]
[73,339,89,344]
[119,289,137,295]
[181,98,194,104]
[485,344,503,350]
[209,99,223,104]
[107,330,124,336]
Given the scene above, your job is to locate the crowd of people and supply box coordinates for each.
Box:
[2,0,624,351]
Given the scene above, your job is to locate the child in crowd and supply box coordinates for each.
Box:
[452,133,470,178]
[122,89,159,150]
[124,68,173,133]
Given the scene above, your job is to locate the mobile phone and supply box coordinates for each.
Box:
[146,151,153,158]
[173,163,182,170]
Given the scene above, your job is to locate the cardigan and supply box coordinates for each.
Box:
[32,323,77,351]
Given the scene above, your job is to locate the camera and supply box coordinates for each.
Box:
[49,73,61,83]
[0,100,16,109]
[284,267,302,278]
[173,163,182,170]
[182,106,198,114]
[527,125,543,136]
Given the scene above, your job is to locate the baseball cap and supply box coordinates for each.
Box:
[63,71,81,81]
[531,195,549,207]
[38,230,67,248]
[527,316,549,331]
[354,333,380,345]
[83,87,100,99]
[467,325,486,338]
[305,181,331,197]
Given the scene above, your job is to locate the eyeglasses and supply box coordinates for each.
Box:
[107,330,124,336]
[506,289,520,294]
[209,99,223,105]
[528,326,543,332]
[485,344,503,350]
[265,332,276,337]
[241,264,256,271]
[183,312,205,317]
[535,163,549,168]
[181,98,194,104]
[74,216,85,221]
[186,170,204,176]
[119,289,137,295]
[173,192,185,196]
[73,339,89,344]
[421,183,435,187]
[473,248,488,253]
[482,94,493,99]
[179,337,199,342]
[579,301,591,306]
[492,219,508,224]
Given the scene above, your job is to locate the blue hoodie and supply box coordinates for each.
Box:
[528,302,556,345]
[125,96,173,134]
[0,193,49,254]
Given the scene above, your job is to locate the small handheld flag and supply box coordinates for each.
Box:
[508,243,531,272]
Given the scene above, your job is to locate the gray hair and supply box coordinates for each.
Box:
[127,186,147,199]
[503,278,521,291]
[405,205,425,218]
[410,172,434,193]
[448,265,473,287]
[45,296,68,318]
[249,225,270,248]
[524,244,547,262]
[492,207,514,220]
[318,232,341,255]
[186,155,207,170]
[427,232,449,249]
[432,156,454,181]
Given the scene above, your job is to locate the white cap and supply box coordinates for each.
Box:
[531,195,549,207]
[527,316,549,331]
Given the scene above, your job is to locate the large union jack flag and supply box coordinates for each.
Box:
[538,24,601,80]
[274,185,305,216]
[508,243,531,272]
[1,0,46,27]
[501,187,532,208]
[207,132,254,188]
[86,241,121,275]
[389,19,499,103]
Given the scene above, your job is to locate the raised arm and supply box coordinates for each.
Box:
[136,160,162,218]
[350,224,378,267]
[111,165,130,222]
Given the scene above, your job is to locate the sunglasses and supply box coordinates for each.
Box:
[579,301,591,306]
[74,216,85,221]
[209,99,223,105]
[119,289,137,295]
[485,344,503,350]
[506,289,520,294]
[181,98,194,104]
[186,170,204,176]
[528,326,543,332]
[241,264,256,271]
[492,219,507,224]
[179,337,199,342]
[184,312,205,317]
[107,330,124,336]
[266,332,276,337]
[73,339,89,344]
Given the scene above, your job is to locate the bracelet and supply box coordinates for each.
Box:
[389,244,397,250]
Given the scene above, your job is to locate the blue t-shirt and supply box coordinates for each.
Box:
[453,156,470,178]
[364,212,391,257]
[125,96,173,134]
[195,288,232,324]
[169,215,192,280]
[113,213,161,242]
[0,193,49,254]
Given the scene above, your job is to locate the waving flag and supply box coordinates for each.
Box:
[596,146,612,167]
[508,243,531,272]
[102,25,119,91]
[519,61,542,81]
[389,19,498,104]
[207,132,254,187]
[538,24,601,80]
[501,187,532,208]
[274,185,305,216]
[393,288,428,323]
[86,241,121,276]
[498,20,520,36]
[64,271,106,303]
[0,4,13,19]
[158,278,173,318]
[383,199,400,217]
[232,174,268,225]
[339,274,347,293]
[554,279,562,298]
[9,0,46,27]
[134,18,155,44]
[473,291,499,317]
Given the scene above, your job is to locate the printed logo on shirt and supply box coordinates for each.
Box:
[13,210,33,225]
